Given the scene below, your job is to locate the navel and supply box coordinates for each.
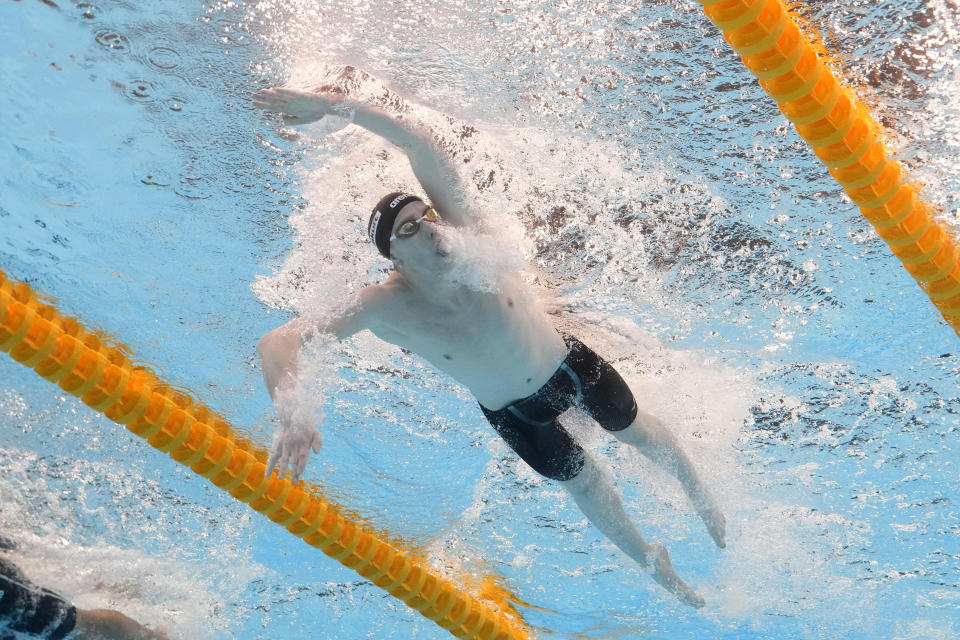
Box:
[507,297,514,308]
[444,354,453,360]
[526,377,532,383]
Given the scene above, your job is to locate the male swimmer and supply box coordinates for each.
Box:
[253,82,725,608]
[0,539,166,640]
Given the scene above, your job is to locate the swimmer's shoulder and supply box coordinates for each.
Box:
[353,277,410,323]
[317,282,400,340]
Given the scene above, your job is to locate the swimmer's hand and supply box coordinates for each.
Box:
[252,87,347,125]
[266,425,323,484]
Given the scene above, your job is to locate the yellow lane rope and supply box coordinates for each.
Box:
[694,0,960,337]
[0,267,530,640]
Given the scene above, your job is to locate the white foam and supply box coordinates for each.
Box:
[435,223,528,293]
[0,444,262,639]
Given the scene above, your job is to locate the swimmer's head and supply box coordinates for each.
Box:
[368,192,424,259]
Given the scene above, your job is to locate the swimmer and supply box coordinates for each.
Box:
[253,82,725,609]
[0,545,166,640]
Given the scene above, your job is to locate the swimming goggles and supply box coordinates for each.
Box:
[390,207,439,242]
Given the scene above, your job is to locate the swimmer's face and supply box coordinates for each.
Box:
[389,201,447,269]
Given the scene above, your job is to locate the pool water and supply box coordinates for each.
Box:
[1,0,959,638]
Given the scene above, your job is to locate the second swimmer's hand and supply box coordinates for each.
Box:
[266,425,323,484]
[252,87,343,125]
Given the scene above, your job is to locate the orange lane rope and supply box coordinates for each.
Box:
[0,267,530,640]
[695,0,960,337]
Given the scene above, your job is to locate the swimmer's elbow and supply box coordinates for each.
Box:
[326,314,363,341]
[257,323,301,358]
[327,290,381,339]
[256,330,281,360]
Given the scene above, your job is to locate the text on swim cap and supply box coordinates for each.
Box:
[369,210,382,243]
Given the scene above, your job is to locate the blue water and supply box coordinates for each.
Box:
[1,0,959,639]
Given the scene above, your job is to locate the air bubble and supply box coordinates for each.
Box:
[166,96,186,112]
[140,170,170,187]
[175,173,213,200]
[76,3,99,19]
[123,80,153,102]
[94,31,129,52]
[148,46,181,70]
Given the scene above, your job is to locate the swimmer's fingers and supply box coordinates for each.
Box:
[290,431,321,483]
[251,91,284,110]
[251,103,308,125]
[266,447,280,478]
[252,88,301,112]
[261,87,304,98]
[253,88,335,125]
[275,453,290,484]
[281,114,311,125]
[266,438,291,480]
[251,99,277,112]
[291,446,310,485]
[253,87,301,102]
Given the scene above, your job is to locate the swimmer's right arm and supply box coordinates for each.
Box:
[257,289,382,483]
[253,87,474,228]
[257,315,325,484]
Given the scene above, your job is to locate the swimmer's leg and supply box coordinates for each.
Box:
[569,340,726,548]
[559,455,705,608]
[611,409,726,549]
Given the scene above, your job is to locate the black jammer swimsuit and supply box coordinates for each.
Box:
[480,335,638,481]
[0,557,77,640]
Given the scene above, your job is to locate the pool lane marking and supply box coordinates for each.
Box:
[0,267,531,640]
[694,0,960,337]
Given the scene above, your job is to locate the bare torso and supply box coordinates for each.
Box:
[364,271,568,410]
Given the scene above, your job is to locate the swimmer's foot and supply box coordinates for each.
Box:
[645,544,705,609]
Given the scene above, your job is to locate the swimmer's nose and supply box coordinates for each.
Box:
[432,230,450,256]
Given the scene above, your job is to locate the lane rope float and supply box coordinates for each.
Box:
[694,0,960,337]
[0,267,530,640]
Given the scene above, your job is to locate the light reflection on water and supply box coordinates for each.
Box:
[1,0,959,638]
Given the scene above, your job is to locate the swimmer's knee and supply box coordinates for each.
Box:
[520,447,586,482]
[598,397,638,433]
[557,454,600,490]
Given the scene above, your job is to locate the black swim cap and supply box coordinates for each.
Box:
[368,192,423,258]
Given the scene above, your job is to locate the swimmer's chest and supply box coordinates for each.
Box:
[372,289,527,362]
